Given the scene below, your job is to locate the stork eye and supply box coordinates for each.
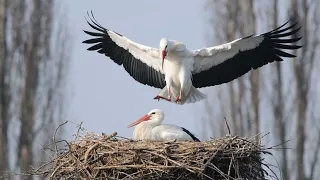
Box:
[165,45,167,48]
[151,112,155,115]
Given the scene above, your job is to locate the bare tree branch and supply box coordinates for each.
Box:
[308,115,320,180]
[0,0,10,175]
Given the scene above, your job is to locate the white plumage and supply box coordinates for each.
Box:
[83,12,302,105]
[127,109,200,142]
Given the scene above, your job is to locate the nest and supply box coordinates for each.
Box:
[33,131,277,180]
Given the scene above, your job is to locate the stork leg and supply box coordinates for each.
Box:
[175,88,183,103]
[154,95,171,102]
[154,86,172,102]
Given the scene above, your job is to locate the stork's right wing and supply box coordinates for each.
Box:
[82,12,166,89]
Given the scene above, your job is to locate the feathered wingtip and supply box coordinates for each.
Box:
[269,18,302,40]
[260,18,303,60]
[82,11,107,44]
[82,11,123,45]
[85,11,106,31]
[243,18,302,41]
[267,19,303,52]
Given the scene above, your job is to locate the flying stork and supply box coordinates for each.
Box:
[127,109,200,141]
[82,12,302,105]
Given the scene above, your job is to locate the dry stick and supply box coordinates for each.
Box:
[209,163,236,180]
[50,162,67,180]
[84,143,99,164]
[18,121,70,179]
[224,117,232,135]
[204,136,239,167]
[52,120,68,154]
[143,150,200,173]
[95,165,187,170]
[75,121,84,139]
[68,151,93,179]
[203,136,239,179]
[32,160,55,173]
[84,132,117,164]
[227,153,234,179]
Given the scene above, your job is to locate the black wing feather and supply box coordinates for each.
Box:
[82,12,166,89]
[192,20,302,88]
[181,127,201,142]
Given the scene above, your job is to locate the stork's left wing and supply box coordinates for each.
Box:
[191,21,302,88]
[180,127,201,142]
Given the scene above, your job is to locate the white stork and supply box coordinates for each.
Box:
[83,12,302,105]
[127,109,200,142]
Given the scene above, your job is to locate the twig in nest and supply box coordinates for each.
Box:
[204,135,238,168]
[144,150,199,173]
[84,132,117,164]
[52,120,68,154]
[224,117,232,136]
[75,121,84,139]
[227,153,234,177]
[50,162,67,180]
[84,143,99,164]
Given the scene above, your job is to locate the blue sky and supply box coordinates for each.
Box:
[63,0,210,140]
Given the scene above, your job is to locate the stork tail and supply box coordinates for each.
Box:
[156,86,205,105]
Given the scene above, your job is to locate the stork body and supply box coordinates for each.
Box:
[155,39,202,104]
[83,12,302,105]
[127,109,200,141]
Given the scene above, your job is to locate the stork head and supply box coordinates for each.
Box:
[127,109,164,128]
[159,38,172,71]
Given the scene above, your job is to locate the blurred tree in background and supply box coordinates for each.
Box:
[0,0,71,179]
[203,0,320,179]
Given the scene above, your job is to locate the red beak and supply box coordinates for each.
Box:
[161,50,167,71]
[127,114,151,128]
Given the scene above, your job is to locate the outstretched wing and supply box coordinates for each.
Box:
[191,21,302,88]
[82,12,166,89]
